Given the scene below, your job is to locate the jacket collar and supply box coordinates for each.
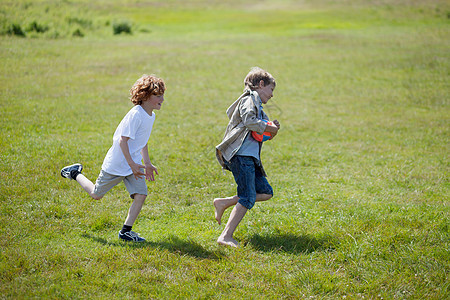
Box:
[226,89,261,119]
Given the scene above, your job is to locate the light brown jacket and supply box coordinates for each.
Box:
[216,89,269,175]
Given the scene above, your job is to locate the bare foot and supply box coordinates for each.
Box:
[213,198,226,225]
[217,236,239,248]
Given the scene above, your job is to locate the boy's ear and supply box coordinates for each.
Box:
[258,80,265,88]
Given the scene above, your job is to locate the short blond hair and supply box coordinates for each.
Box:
[130,74,165,105]
[244,67,276,91]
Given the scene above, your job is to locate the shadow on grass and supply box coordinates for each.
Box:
[247,232,337,254]
[81,233,223,260]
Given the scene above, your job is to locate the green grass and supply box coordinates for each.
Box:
[1,0,449,298]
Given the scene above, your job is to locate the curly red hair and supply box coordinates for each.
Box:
[130,74,166,105]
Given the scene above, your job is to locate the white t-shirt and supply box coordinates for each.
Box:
[101,105,155,176]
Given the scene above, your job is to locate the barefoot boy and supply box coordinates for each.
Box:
[61,74,165,242]
[214,67,280,247]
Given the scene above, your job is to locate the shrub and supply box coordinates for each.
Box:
[7,23,26,37]
[72,28,84,37]
[27,21,49,33]
[113,21,132,35]
[139,27,152,33]
[66,16,92,29]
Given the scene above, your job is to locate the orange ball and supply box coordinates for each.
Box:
[251,120,273,142]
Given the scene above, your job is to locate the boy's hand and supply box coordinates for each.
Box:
[271,119,280,138]
[272,119,281,129]
[144,163,158,181]
[130,162,146,179]
[265,119,280,138]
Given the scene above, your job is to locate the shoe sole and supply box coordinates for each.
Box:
[60,163,83,179]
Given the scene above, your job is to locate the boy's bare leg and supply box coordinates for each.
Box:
[76,174,102,200]
[214,196,239,225]
[217,203,248,247]
[256,193,272,202]
[124,194,147,226]
[214,193,272,225]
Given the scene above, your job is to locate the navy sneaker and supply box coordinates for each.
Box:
[118,231,146,242]
[60,163,83,180]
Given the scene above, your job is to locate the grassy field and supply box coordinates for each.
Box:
[1,0,449,298]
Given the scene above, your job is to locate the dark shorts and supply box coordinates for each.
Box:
[225,155,273,210]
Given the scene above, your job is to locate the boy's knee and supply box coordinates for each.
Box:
[238,197,255,210]
[131,193,147,201]
[263,193,273,202]
[91,193,103,200]
[257,193,273,202]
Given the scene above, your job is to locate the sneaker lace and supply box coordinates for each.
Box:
[128,231,139,238]
[127,231,142,241]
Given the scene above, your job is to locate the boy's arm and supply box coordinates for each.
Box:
[240,96,267,133]
[119,136,145,179]
[240,96,279,136]
[141,144,158,181]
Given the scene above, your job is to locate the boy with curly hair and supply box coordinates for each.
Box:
[61,74,165,242]
[214,67,280,247]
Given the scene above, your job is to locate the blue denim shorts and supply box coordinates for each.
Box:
[225,155,273,210]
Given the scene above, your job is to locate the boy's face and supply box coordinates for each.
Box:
[256,81,275,104]
[144,93,165,111]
